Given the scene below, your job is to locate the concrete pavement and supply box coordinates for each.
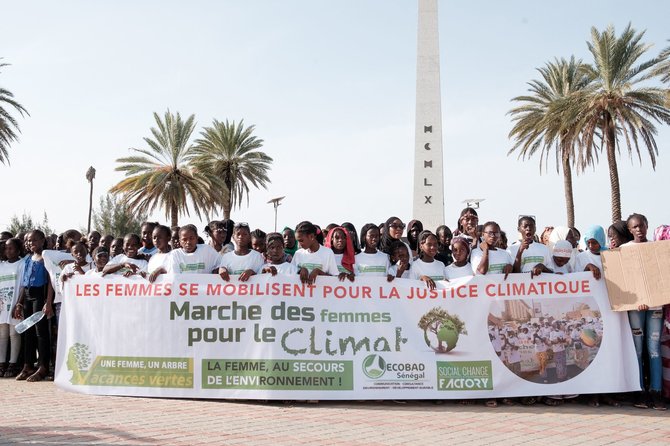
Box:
[0,380,668,445]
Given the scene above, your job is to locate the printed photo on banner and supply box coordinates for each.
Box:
[487,297,602,384]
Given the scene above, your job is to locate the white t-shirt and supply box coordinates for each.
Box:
[85,269,104,277]
[0,259,24,324]
[410,258,446,281]
[575,250,602,272]
[445,263,472,280]
[333,253,353,274]
[263,261,299,276]
[508,242,552,273]
[387,264,410,279]
[550,330,567,352]
[506,337,521,363]
[471,248,513,275]
[42,250,73,304]
[148,252,171,274]
[170,245,221,274]
[549,259,573,274]
[107,254,149,275]
[210,242,235,255]
[355,251,390,277]
[291,246,340,276]
[219,249,265,275]
[59,262,92,294]
[491,336,502,354]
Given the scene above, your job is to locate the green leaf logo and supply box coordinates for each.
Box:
[362,354,386,379]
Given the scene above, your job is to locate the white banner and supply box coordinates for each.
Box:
[55,272,640,399]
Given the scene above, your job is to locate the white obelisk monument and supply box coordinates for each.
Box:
[412,0,445,230]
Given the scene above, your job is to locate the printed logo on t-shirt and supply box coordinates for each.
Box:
[0,281,17,312]
[299,262,324,273]
[358,266,386,274]
[180,262,206,272]
[522,256,544,266]
[489,263,507,274]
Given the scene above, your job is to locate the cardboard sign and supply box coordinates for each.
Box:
[601,241,670,311]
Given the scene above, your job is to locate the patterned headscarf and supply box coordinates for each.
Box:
[654,225,670,241]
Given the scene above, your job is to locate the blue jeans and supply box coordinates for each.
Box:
[628,309,663,392]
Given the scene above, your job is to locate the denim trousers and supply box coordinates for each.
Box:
[628,309,663,392]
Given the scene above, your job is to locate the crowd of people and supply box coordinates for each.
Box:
[490,316,603,384]
[0,209,669,410]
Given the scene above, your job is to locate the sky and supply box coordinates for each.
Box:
[1,0,669,239]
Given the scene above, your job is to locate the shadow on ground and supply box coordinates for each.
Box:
[0,425,156,446]
[205,396,669,418]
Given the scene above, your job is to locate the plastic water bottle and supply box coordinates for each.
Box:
[15,311,45,334]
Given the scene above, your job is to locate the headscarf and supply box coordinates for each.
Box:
[654,225,670,241]
[379,216,403,256]
[540,226,554,245]
[325,226,355,274]
[406,219,424,252]
[582,225,607,251]
[282,226,298,256]
[547,226,571,251]
[450,236,471,256]
[341,222,360,254]
[547,225,579,263]
[608,221,633,247]
[222,219,234,245]
[552,240,573,258]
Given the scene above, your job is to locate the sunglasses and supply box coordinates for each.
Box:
[234,222,250,229]
[389,223,406,230]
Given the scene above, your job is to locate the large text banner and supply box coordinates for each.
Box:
[55,273,639,399]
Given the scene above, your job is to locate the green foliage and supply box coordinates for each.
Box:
[571,24,670,221]
[508,57,593,226]
[0,59,29,165]
[193,119,272,219]
[508,56,593,173]
[110,110,222,227]
[417,307,467,335]
[92,193,147,237]
[7,211,54,236]
[508,24,670,224]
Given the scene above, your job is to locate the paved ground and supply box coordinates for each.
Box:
[0,381,669,445]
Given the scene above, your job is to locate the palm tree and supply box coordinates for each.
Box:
[110,110,221,227]
[571,24,670,223]
[656,41,670,85]
[193,119,272,219]
[508,56,593,227]
[0,60,29,164]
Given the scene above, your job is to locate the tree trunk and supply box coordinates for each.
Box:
[604,113,622,223]
[171,201,178,228]
[561,149,575,228]
[87,180,94,233]
[223,186,232,220]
